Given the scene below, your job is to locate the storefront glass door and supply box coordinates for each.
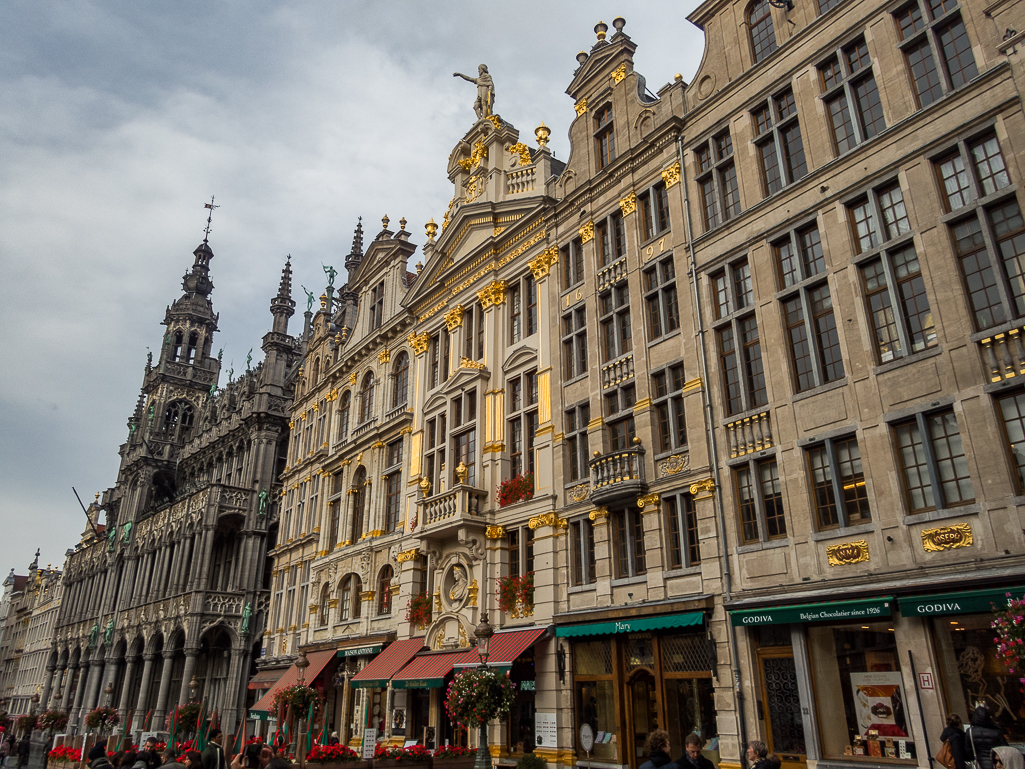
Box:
[758,650,807,769]
[627,670,660,769]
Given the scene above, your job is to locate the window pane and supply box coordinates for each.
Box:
[749,0,778,63]
[862,259,902,362]
[741,316,767,407]
[781,123,808,182]
[853,76,886,139]
[953,216,1005,329]
[760,141,783,196]
[990,200,1025,317]
[760,460,786,537]
[719,327,742,415]
[849,198,879,253]
[971,136,1011,196]
[938,19,978,89]
[928,411,974,505]
[892,245,937,352]
[896,420,934,511]
[785,298,814,392]
[905,40,943,107]
[737,467,759,543]
[810,285,844,383]
[999,392,1025,491]
[835,438,870,522]
[827,95,856,154]
[808,446,838,528]
[722,164,741,220]
[878,184,911,240]
[800,226,825,277]
[776,238,798,288]
[938,153,974,211]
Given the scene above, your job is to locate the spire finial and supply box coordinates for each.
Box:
[277,255,293,299]
[203,196,219,243]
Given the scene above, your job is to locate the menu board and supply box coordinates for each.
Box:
[535,712,558,748]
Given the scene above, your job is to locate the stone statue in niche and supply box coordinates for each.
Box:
[448,564,468,604]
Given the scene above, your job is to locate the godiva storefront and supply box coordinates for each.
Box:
[556,608,718,769]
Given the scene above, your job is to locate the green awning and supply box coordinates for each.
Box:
[337,643,383,658]
[898,586,1025,617]
[730,597,892,626]
[555,611,704,637]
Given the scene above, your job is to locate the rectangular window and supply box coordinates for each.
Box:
[509,274,537,343]
[713,259,767,416]
[561,237,585,289]
[819,37,885,156]
[566,403,591,482]
[893,409,974,512]
[861,244,936,362]
[423,413,447,496]
[783,281,844,393]
[594,104,616,169]
[895,1,977,108]
[605,384,636,452]
[596,211,626,268]
[735,458,786,544]
[599,283,632,362]
[653,364,687,453]
[570,518,596,586]
[644,256,680,342]
[384,472,401,532]
[937,133,1011,213]
[806,436,870,529]
[463,302,484,361]
[998,391,1025,492]
[694,129,740,232]
[639,181,670,241]
[508,370,538,478]
[369,281,385,330]
[611,508,646,578]
[665,493,700,569]
[507,526,534,577]
[562,306,588,379]
[753,88,808,198]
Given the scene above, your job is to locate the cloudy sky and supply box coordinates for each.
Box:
[0,1,706,577]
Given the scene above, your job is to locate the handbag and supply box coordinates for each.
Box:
[937,740,955,769]
[965,726,979,769]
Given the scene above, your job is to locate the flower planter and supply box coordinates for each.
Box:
[372,760,431,769]
[433,757,477,769]
[306,762,370,769]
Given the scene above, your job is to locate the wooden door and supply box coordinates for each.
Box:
[625,670,660,769]
[757,649,807,769]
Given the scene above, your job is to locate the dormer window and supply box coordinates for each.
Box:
[369,282,384,330]
[594,104,616,169]
[748,0,778,64]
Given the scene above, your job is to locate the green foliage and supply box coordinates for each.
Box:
[444,667,517,729]
[515,753,548,769]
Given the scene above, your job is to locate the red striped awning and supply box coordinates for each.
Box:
[453,627,548,670]
[248,668,286,691]
[391,649,470,689]
[350,638,424,689]
[250,649,335,713]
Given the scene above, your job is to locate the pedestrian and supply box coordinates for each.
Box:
[90,746,115,769]
[15,736,29,769]
[965,705,1008,769]
[141,737,163,769]
[202,729,225,769]
[939,713,967,769]
[327,733,339,747]
[0,735,10,769]
[676,734,714,769]
[258,746,272,769]
[640,729,678,769]
[992,746,1024,769]
[746,741,769,769]
[182,751,203,769]
[158,748,185,769]
[765,755,781,769]
[118,750,146,769]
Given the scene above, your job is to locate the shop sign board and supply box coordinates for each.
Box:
[337,644,383,658]
[897,586,1025,617]
[580,724,594,752]
[362,729,377,760]
[917,672,934,690]
[535,713,557,748]
[730,597,892,626]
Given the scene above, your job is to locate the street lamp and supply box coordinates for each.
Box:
[473,614,494,769]
[296,651,310,685]
[188,676,200,703]
[295,651,311,768]
[104,682,114,707]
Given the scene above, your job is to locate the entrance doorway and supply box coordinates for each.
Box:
[626,670,660,769]
[757,650,807,769]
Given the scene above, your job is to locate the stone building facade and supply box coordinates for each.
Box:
[15,566,63,714]
[45,236,297,735]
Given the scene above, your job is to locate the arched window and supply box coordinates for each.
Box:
[392,353,410,408]
[337,391,351,443]
[312,357,321,384]
[359,372,375,424]
[186,332,199,364]
[377,566,393,616]
[161,401,196,443]
[351,467,367,541]
[339,574,362,622]
[748,0,778,64]
[170,331,184,362]
[319,584,331,626]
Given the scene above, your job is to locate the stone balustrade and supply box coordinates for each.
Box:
[725,411,774,458]
[602,354,635,389]
[980,326,1025,382]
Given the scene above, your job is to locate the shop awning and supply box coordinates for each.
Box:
[247,668,285,691]
[898,586,1025,617]
[453,627,548,670]
[250,649,335,713]
[350,638,423,689]
[391,649,473,689]
[556,610,704,637]
[729,597,892,627]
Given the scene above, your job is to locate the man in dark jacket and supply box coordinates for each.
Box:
[965,705,1008,769]
[89,744,114,769]
[202,729,225,769]
[15,737,30,769]
[140,737,163,769]
[677,734,715,769]
[640,729,678,769]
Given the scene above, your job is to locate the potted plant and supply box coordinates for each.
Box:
[497,474,533,507]
[518,572,534,617]
[16,713,39,734]
[496,576,521,617]
[306,743,364,769]
[992,592,1025,691]
[38,709,69,737]
[84,706,120,735]
[47,745,82,765]
[445,667,516,769]
[433,744,478,769]
[405,593,432,630]
[372,743,431,769]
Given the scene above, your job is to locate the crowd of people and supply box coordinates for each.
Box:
[83,730,297,769]
[939,706,1023,769]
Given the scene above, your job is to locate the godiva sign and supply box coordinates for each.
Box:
[729,597,892,627]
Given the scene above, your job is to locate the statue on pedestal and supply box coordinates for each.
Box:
[454,64,495,120]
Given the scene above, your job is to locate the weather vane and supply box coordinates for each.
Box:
[203,195,219,243]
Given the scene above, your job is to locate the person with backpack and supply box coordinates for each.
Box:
[965,705,1008,769]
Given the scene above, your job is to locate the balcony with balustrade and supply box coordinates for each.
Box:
[980,325,1025,382]
[416,483,489,539]
[589,445,647,506]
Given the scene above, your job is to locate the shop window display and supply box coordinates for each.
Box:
[808,622,917,761]
[574,639,618,761]
[508,651,537,755]
[933,614,1025,743]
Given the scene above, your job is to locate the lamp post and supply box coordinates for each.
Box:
[103,683,113,707]
[295,652,310,769]
[188,676,200,703]
[473,614,494,769]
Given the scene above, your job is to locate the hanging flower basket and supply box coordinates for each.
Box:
[992,593,1025,691]
[85,706,120,732]
[444,667,517,729]
[271,684,322,718]
[496,573,534,617]
[17,713,39,732]
[165,702,203,733]
[519,572,534,617]
[405,593,432,630]
[498,473,534,507]
[38,710,69,732]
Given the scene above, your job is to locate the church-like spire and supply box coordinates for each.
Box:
[269,256,296,335]
[345,217,364,274]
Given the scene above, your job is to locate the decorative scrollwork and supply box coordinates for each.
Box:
[528,512,567,530]
[477,280,508,308]
[579,222,595,244]
[527,246,559,280]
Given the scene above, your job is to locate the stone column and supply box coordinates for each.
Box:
[222,646,249,738]
[38,663,55,711]
[83,656,105,711]
[195,528,216,592]
[49,665,66,711]
[176,650,200,707]
[340,672,352,744]
[384,684,394,740]
[117,655,138,721]
[638,494,666,601]
[151,650,176,728]
[590,508,612,604]
[132,653,157,730]
[69,662,88,727]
